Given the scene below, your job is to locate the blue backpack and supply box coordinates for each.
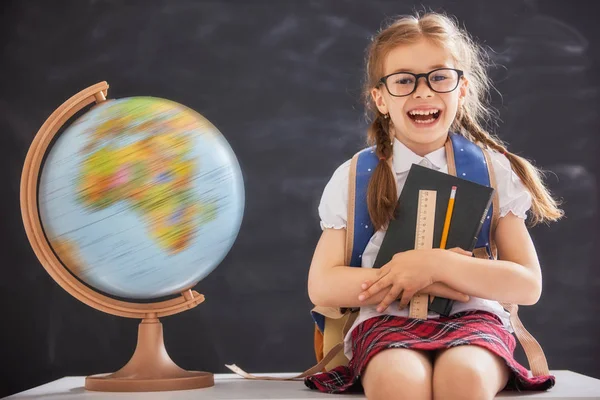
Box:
[311,133,549,377]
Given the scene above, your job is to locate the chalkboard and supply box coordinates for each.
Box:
[1,0,599,397]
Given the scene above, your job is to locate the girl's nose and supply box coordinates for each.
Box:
[413,77,434,98]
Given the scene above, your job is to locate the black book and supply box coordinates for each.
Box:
[372,163,495,316]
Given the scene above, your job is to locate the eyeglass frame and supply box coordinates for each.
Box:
[377,68,465,97]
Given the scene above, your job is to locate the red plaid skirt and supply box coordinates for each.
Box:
[305,311,555,394]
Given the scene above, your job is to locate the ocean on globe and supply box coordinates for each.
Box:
[38,97,244,299]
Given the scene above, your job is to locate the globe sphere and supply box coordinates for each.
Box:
[37,96,244,300]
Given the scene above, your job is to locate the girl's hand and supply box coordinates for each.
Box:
[358,249,437,312]
[360,281,471,304]
[359,247,472,313]
[420,282,470,302]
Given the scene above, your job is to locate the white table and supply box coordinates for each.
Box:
[4,371,600,399]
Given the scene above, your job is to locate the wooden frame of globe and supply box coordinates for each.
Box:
[21,81,214,391]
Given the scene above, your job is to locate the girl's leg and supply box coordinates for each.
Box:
[361,348,433,400]
[432,345,510,400]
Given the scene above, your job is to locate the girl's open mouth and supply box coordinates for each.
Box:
[407,109,442,127]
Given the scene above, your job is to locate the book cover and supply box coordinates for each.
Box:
[372,163,495,316]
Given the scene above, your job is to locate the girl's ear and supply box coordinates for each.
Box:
[458,77,469,107]
[371,87,388,115]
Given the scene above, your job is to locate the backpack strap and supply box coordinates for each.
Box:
[349,147,378,266]
[226,341,345,381]
[448,133,495,257]
[478,150,550,377]
[309,149,372,370]
[451,134,549,376]
[310,148,375,333]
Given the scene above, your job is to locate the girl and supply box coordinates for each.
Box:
[305,12,562,400]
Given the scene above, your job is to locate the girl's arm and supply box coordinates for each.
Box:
[431,212,542,305]
[308,228,470,308]
[357,212,542,312]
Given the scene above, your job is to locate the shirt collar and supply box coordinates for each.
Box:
[391,137,447,173]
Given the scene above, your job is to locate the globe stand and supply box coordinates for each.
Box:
[86,317,214,392]
[20,82,228,392]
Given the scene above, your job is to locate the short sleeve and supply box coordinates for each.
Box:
[318,159,351,230]
[486,150,532,219]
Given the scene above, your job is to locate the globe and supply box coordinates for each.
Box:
[38,96,244,300]
[21,82,244,392]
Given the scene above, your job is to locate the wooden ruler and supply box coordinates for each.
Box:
[409,190,437,320]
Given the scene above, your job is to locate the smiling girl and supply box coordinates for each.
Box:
[305,12,562,400]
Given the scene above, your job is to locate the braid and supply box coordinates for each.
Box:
[366,114,397,231]
[373,115,394,159]
[458,111,563,225]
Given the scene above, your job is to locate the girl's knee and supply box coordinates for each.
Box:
[434,363,492,400]
[362,349,432,400]
[363,371,431,400]
[433,347,509,400]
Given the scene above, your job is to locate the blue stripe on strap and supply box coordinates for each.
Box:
[450,133,493,253]
[351,147,378,267]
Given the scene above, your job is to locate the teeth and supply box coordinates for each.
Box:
[409,109,440,116]
[414,118,436,124]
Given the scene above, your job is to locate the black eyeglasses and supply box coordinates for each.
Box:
[378,68,464,97]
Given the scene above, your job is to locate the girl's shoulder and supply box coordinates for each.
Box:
[483,149,532,219]
[318,158,352,230]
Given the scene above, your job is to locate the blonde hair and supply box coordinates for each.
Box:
[364,12,563,231]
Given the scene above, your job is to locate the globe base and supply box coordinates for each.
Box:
[85,318,214,392]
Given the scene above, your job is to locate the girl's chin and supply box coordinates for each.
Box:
[403,126,449,141]
[394,126,449,147]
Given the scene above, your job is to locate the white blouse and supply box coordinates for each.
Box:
[317,138,533,359]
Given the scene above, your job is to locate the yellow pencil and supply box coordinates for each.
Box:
[439,186,457,250]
